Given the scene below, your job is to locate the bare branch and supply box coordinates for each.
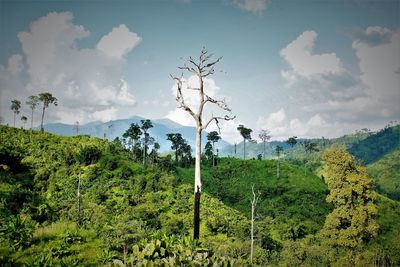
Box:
[202,114,236,131]
[201,56,222,72]
[178,65,198,74]
[204,95,232,112]
[170,74,197,120]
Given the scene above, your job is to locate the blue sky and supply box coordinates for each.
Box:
[0,0,399,142]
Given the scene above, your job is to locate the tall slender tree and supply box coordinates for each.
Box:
[151,142,160,165]
[170,48,234,239]
[140,119,153,165]
[207,131,221,167]
[123,123,142,159]
[275,145,284,179]
[11,99,21,127]
[237,124,252,160]
[250,184,260,265]
[258,129,271,160]
[303,140,319,175]
[166,133,185,164]
[21,116,28,129]
[38,92,57,132]
[26,95,39,129]
[286,136,298,148]
[74,121,79,135]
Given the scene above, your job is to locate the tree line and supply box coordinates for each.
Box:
[10,92,58,131]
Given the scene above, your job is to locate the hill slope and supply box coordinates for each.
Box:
[367,149,400,201]
[1,125,399,266]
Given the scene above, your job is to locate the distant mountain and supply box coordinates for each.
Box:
[41,116,231,152]
[219,125,400,163]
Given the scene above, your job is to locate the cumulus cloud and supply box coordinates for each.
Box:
[352,27,400,111]
[256,108,368,140]
[350,26,394,47]
[166,75,225,126]
[277,28,400,138]
[279,30,366,104]
[0,11,141,125]
[7,54,24,75]
[97,24,142,58]
[281,31,344,77]
[232,0,270,14]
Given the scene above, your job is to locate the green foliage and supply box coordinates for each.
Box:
[321,147,379,263]
[177,158,330,241]
[122,235,240,266]
[0,125,399,266]
[349,124,400,165]
[367,149,400,200]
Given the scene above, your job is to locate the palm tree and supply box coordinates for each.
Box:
[286,136,298,148]
[237,124,252,160]
[303,140,319,175]
[259,129,271,159]
[21,116,28,129]
[140,119,153,165]
[11,99,21,127]
[26,95,39,129]
[123,123,142,159]
[38,92,58,132]
[207,131,221,167]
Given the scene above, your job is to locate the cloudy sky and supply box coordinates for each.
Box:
[0,0,399,142]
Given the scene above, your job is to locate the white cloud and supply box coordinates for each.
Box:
[279,28,400,133]
[165,74,238,143]
[281,31,343,77]
[232,0,270,14]
[7,54,24,75]
[90,107,118,122]
[0,12,141,126]
[97,24,142,59]
[352,27,400,112]
[256,108,366,140]
[166,75,226,126]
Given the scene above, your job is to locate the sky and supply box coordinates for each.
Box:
[0,0,399,143]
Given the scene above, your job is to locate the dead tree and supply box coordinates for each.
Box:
[171,48,235,239]
[251,184,260,265]
[77,172,82,227]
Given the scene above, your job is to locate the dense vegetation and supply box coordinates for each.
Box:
[1,125,399,266]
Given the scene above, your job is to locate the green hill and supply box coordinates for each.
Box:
[177,159,330,240]
[348,125,400,165]
[1,125,399,266]
[367,149,400,201]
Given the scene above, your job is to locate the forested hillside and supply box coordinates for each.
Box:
[1,126,399,266]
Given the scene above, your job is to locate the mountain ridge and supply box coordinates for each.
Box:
[40,116,231,152]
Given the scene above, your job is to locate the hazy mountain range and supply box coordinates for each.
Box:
[41,116,231,152]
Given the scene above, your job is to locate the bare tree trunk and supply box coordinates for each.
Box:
[123,245,127,264]
[243,138,246,160]
[194,128,202,240]
[142,142,146,165]
[212,141,215,168]
[31,108,34,129]
[277,159,280,179]
[251,198,254,265]
[13,113,16,127]
[263,141,266,160]
[250,184,259,265]
[40,106,45,132]
[77,173,81,227]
